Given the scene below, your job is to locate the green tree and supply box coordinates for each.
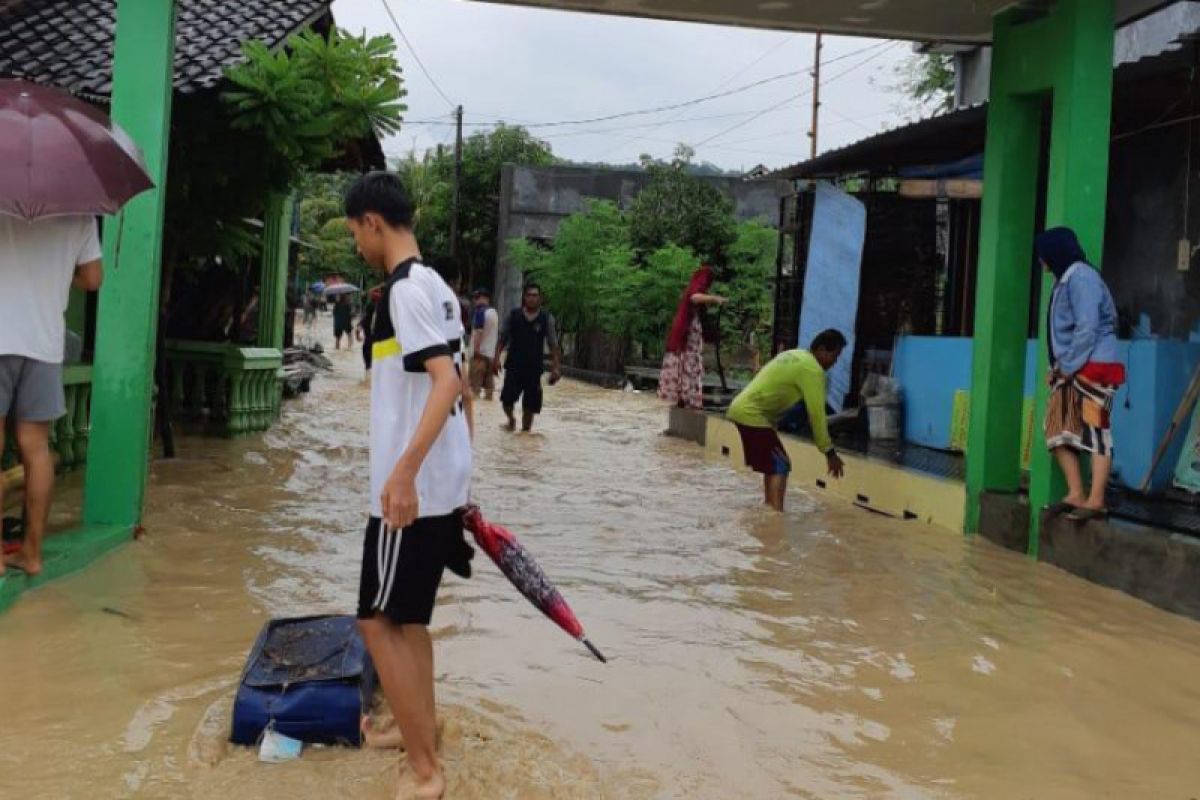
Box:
[715,222,778,359]
[891,52,955,118]
[393,148,453,263]
[626,145,738,259]
[224,29,407,190]
[510,200,778,367]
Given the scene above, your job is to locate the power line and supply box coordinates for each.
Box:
[594,33,799,160]
[379,0,457,110]
[398,41,893,134]
[692,41,900,149]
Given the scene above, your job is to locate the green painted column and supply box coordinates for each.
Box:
[83,0,177,528]
[257,192,294,350]
[1028,0,1115,554]
[963,12,1043,533]
[964,0,1114,553]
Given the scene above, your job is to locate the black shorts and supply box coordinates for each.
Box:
[357,513,462,625]
[501,368,543,414]
[334,321,352,338]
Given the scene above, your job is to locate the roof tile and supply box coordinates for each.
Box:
[0,0,331,98]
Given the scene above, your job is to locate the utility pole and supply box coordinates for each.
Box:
[808,32,823,160]
[450,104,464,272]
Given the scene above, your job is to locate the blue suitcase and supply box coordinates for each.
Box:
[230,615,377,747]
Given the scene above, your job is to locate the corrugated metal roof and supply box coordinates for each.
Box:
[0,0,332,99]
[768,105,988,181]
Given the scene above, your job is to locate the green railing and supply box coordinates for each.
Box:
[1,364,93,476]
[165,341,283,437]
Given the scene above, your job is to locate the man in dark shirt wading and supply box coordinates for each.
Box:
[494,283,561,433]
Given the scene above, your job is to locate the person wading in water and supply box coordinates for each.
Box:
[494,283,561,433]
[344,172,474,800]
[726,329,848,511]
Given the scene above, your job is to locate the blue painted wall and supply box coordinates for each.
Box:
[893,335,1200,491]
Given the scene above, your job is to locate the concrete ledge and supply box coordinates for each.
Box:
[560,365,625,389]
[0,524,132,614]
[704,415,965,532]
[978,491,1030,553]
[1040,511,1200,621]
[666,407,707,445]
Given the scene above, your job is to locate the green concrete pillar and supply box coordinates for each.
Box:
[963,16,1043,532]
[83,0,177,528]
[1028,0,1115,554]
[964,0,1114,555]
[257,192,294,350]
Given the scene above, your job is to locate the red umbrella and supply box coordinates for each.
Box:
[0,79,154,221]
[462,505,607,663]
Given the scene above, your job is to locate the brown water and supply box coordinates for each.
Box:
[4,336,1200,799]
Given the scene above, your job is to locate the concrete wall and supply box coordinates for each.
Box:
[893,335,1200,492]
[493,164,791,315]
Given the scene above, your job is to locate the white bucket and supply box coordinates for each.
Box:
[867,403,901,440]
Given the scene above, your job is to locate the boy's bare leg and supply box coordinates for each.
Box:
[521,410,534,432]
[7,421,51,575]
[764,475,787,512]
[502,404,516,431]
[359,618,444,799]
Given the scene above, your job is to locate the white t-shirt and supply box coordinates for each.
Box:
[0,215,101,363]
[369,260,471,520]
[477,307,500,359]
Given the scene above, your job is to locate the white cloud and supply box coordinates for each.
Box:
[334,0,913,171]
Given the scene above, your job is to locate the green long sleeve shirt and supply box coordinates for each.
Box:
[726,349,833,453]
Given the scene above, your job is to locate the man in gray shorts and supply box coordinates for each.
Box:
[0,214,104,577]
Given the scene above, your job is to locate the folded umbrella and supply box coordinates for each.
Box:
[462,506,607,663]
[0,80,154,221]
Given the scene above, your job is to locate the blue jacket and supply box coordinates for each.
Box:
[1049,262,1121,375]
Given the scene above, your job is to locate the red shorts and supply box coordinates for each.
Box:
[735,424,792,476]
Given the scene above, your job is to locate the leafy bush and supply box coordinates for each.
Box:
[510,192,777,367]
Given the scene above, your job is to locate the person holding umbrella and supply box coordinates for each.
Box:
[0,80,153,576]
[344,172,472,800]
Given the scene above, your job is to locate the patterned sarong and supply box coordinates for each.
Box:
[1044,373,1119,456]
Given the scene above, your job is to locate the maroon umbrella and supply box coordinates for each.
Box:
[0,80,154,221]
[462,505,607,663]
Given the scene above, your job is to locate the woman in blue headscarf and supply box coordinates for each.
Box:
[1035,227,1125,521]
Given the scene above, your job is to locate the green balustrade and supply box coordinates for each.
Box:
[164,340,283,437]
[1,364,93,476]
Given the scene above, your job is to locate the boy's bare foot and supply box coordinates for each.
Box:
[362,715,406,749]
[5,550,42,576]
[397,768,445,800]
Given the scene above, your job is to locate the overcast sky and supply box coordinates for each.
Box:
[332,0,916,172]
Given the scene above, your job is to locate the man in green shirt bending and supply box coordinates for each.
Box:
[727,329,848,511]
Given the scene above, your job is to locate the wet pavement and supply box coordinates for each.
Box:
[3,331,1200,799]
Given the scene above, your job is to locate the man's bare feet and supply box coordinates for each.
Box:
[397,767,446,800]
[5,550,42,576]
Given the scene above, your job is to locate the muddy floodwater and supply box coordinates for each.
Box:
[4,332,1200,799]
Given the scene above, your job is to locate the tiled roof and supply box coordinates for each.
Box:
[0,0,332,99]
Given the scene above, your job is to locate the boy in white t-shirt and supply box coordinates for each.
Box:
[344,172,472,800]
[0,215,104,577]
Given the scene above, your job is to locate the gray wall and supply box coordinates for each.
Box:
[493,164,791,315]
